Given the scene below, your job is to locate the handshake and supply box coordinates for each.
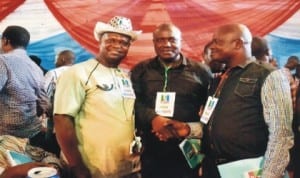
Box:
[151,116,191,141]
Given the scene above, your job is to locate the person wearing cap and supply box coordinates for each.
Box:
[0,26,50,145]
[53,16,141,178]
[130,23,212,178]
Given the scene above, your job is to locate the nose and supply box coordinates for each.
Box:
[161,40,172,46]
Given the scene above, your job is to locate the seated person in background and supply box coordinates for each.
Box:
[0,26,50,150]
[0,135,64,178]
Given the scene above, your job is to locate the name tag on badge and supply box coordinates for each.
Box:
[117,77,136,99]
[155,92,176,117]
[200,96,218,124]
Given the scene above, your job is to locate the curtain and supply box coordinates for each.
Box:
[44,0,300,68]
[0,0,25,20]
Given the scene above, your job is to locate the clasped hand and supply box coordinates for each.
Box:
[151,116,190,141]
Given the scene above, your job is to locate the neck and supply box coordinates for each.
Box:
[160,54,182,68]
[96,57,118,68]
[227,54,250,68]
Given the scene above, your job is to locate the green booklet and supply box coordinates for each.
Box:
[179,138,205,169]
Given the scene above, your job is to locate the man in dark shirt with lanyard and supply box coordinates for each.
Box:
[131,23,212,178]
[200,23,293,178]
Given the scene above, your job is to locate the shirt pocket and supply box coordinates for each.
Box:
[234,77,257,97]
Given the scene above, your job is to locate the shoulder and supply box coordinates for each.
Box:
[132,58,156,69]
[248,62,274,71]
[64,59,96,74]
[58,59,99,85]
[243,62,274,78]
[185,57,209,70]
[130,57,158,75]
[271,68,291,81]
[118,68,131,78]
[184,57,213,78]
[44,69,56,78]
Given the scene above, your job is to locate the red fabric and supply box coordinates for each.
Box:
[45,0,300,69]
[0,0,25,21]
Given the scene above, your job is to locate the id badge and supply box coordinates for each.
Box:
[117,77,136,99]
[200,96,218,124]
[155,92,176,117]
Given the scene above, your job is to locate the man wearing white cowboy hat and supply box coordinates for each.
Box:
[53,16,142,178]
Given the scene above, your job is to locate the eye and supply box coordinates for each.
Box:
[212,39,223,45]
[120,40,130,47]
[168,37,177,43]
[154,37,178,44]
[155,38,164,43]
[105,38,130,47]
[106,39,117,44]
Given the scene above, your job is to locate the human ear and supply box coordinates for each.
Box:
[234,39,244,49]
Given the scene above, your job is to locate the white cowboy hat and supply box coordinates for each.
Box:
[94,16,142,42]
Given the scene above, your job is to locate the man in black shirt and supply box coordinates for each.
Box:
[131,23,212,178]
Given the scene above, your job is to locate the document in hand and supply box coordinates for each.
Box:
[179,138,205,169]
[6,150,33,166]
[217,156,289,178]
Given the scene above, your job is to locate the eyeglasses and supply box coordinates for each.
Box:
[104,38,131,48]
[154,37,179,44]
[231,39,249,44]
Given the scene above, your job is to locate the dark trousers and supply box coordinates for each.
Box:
[45,132,61,157]
[200,157,220,178]
[141,154,200,178]
[29,130,60,156]
[287,116,300,178]
[288,128,300,178]
[29,131,47,150]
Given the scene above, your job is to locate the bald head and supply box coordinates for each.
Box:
[216,23,252,45]
[210,23,253,67]
[251,36,271,63]
[153,23,181,39]
[55,50,75,68]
